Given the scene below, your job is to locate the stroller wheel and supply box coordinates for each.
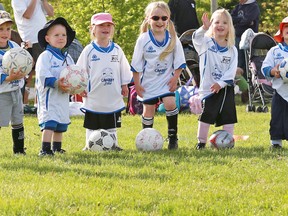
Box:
[256,106,263,112]
[246,105,255,112]
[262,106,269,113]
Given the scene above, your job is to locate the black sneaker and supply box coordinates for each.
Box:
[111,146,123,151]
[196,142,206,150]
[270,144,282,150]
[168,136,178,150]
[14,148,26,155]
[39,150,54,156]
[53,149,66,154]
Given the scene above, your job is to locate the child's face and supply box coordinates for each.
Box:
[211,13,229,39]
[282,24,288,43]
[149,8,169,35]
[0,22,12,47]
[45,24,67,49]
[91,23,113,41]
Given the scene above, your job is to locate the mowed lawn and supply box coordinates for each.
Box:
[1,99,288,215]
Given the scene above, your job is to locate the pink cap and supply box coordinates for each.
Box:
[91,13,114,26]
[274,17,288,43]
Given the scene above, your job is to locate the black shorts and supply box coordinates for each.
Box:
[199,86,237,126]
[83,111,121,130]
[143,93,175,105]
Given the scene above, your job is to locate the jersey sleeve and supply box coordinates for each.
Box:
[192,27,208,55]
[118,46,132,85]
[131,35,145,73]
[173,37,187,69]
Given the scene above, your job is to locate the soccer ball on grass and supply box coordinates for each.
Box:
[88,129,116,151]
[60,65,88,94]
[135,128,164,151]
[2,47,33,76]
[209,130,235,149]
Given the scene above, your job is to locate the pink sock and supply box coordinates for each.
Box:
[223,124,234,135]
[197,121,210,143]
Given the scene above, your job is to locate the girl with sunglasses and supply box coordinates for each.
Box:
[131,1,186,150]
[192,9,238,150]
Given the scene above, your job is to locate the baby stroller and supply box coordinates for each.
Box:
[178,29,200,87]
[242,30,276,112]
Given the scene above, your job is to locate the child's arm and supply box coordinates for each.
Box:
[5,69,25,82]
[121,85,129,97]
[270,64,281,78]
[132,72,144,98]
[168,68,182,92]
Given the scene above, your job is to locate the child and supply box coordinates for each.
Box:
[36,17,75,156]
[261,17,288,149]
[131,1,186,150]
[0,10,26,154]
[77,13,132,151]
[192,9,238,149]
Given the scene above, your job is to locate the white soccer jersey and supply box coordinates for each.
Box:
[0,41,24,94]
[262,44,288,102]
[131,30,186,102]
[35,47,74,125]
[192,27,238,99]
[77,41,132,113]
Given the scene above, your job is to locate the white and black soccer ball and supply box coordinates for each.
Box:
[135,128,164,151]
[209,130,235,149]
[60,65,88,94]
[279,58,288,83]
[2,47,33,76]
[88,129,116,151]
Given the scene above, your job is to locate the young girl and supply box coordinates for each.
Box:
[77,13,132,151]
[262,16,288,149]
[131,1,186,150]
[0,10,26,154]
[36,17,75,156]
[192,9,238,149]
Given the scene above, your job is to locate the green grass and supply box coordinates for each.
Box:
[1,98,288,215]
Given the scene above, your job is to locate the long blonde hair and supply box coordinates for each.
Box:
[206,8,235,48]
[140,1,177,61]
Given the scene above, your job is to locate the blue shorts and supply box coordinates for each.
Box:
[39,120,69,132]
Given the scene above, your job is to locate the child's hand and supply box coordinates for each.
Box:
[79,90,87,97]
[5,69,25,82]
[271,64,281,78]
[168,76,178,92]
[135,84,145,98]
[210,83,221,93]
[202,12,211,30]
[58,77,70,93]
[121,85,129,97]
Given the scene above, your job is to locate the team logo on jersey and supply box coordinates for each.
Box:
[221,56,231,64]
[101,68,114,86]
[154,61,167,76]
[111,55,119,62]
[146,46,156,53]
[276,53,283,61]
[91,54,100,61]
[212,64,223,81]
[51,61,59,68]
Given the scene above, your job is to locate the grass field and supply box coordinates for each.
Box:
[1,99,288,215]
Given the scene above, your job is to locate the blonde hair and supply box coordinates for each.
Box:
[140,1,177,61]
[89,24,115,41]
[206,8,235,48]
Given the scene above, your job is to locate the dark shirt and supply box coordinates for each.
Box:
[231,1,260,37]
[168,0,200,36]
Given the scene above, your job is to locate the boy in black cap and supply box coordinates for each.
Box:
[35,17,75,156]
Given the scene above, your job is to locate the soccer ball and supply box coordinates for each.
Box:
[2,47,33,76]
[60,65,88,94]
[279,58,288,83]
[88,129,116,151]
[135,128,164,151]
[209,130,235,149]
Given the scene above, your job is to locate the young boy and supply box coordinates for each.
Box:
[262,17,288,149]
[36,17,75,156]
[0,10,26,154]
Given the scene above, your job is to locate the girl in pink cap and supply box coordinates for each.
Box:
[77,13,132,151]
[262,17,288,149]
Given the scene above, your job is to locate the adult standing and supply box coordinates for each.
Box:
[11,0,54,106]
[231,0,260,76]
[168,0,200,36]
